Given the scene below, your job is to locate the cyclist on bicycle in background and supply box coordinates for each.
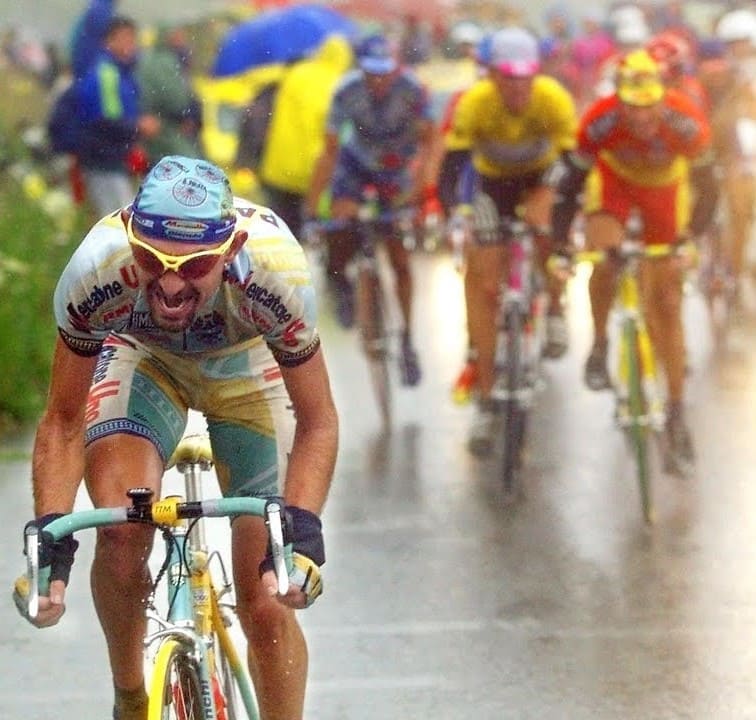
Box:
[14,155,338,720]
[549,49,718,465]
[437,26,578,455]
[304,33,438,387]
[646,30,709,110]
[708,8,756,293]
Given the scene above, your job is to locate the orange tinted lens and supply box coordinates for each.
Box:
[175,254,222,279]
[130,244,166,276]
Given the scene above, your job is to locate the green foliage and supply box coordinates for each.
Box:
[0,175,86,430]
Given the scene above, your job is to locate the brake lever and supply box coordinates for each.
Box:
[24,525,40,620]
[265,502,289,596]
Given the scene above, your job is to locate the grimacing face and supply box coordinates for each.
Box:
[129,221,245,332]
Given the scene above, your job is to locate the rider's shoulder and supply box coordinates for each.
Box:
[233,197,308,270]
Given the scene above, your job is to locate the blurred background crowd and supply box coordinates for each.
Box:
[0,0,740,222]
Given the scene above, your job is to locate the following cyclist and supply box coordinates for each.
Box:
[708,8,756,294]
[13,155,339,720]
[304,33,438,386]
[549,49,718,471]
[436,26,579,455]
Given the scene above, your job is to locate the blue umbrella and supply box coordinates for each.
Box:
[212,4,357,77]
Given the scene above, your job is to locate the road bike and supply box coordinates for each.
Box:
[490,218,548,498]
[20,433,289,720]
[321,193,417,429]
[564,239,693,524]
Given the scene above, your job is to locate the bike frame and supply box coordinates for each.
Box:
[573,240,686,522]
[491,219,547,406]
[490,218,548,495]
[23,439,288,720]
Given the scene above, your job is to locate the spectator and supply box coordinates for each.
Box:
[77,16,160,217]
[69,0,118,79]
[137,25,203,166]
[256,35,353,239]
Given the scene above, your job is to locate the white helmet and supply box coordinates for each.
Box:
[450,21,484,47]
[716,8,756,45]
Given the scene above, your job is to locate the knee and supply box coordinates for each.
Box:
[236,588,294,647]
[94,525,153,585]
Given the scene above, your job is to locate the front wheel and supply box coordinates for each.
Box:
[357,264,392,427]
[148,639,205,720]
[623,320,653,524]
[500,309,528,498]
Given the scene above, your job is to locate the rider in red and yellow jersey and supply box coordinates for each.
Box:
[550,49,718,468]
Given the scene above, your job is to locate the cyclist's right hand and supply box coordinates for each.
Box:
[12,514,78,628]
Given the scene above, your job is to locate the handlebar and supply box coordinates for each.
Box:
[549,240,696,274]
[23,494,290,621]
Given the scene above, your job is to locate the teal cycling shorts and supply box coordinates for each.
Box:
[84,334,294,497]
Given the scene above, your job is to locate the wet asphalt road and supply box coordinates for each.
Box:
[3,249,756,719]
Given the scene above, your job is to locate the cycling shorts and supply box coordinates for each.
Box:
[473,170,545,246]
[84,334,294,498]
[583,158,690,244]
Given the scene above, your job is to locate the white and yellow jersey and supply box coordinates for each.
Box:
[53,199,320,367]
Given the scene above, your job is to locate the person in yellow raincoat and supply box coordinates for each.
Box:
[258,35,353,237]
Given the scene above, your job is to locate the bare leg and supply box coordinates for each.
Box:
[464,243,507,399]
[384,237,413,333]
[584,213,624,345]
[84,434,165,717]
[232,516,308,720]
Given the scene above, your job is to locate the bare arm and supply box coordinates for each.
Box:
[304,131,339,218]
[410,118,441,201]
[32,336,99,516]
[278,346,338,514]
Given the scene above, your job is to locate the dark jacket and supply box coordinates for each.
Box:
[76,49,140,170]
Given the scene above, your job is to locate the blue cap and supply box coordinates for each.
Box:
[356,34,397,75]
[132,156,236,244]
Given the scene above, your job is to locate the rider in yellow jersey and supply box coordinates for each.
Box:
[438,26,579,456]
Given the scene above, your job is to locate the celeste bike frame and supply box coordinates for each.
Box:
[23,434,289,720]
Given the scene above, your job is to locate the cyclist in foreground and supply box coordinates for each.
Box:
[13,156,339,720]
[549,49,718,468]
[305,33,438,386]
[437,26,579,455]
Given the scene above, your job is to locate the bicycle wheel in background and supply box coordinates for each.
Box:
[623,319,654,524]
[699,229,736,347]
[501,308,527,498]
[148,639,205,720]
[357,265,392,428]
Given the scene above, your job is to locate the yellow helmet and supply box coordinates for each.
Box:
[616,49,665,106]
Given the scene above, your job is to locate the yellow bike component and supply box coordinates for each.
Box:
[190,551,213,639]
[147,639,200,720]
[152,496,182,526]
[211,589,246,680]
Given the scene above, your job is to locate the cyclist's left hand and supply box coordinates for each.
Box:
[260,505,325,609]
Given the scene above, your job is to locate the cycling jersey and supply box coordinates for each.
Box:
[575,89,710,186]
[53,199,318,493]
[326,68,434,173]
[449,74,577,179]
[54,199,320,365]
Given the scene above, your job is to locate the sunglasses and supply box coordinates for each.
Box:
[127,215,235,280]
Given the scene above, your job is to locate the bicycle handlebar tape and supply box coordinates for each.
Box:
[24,514,79,586]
